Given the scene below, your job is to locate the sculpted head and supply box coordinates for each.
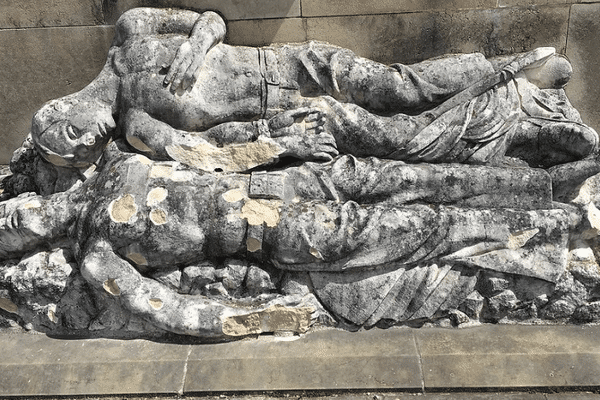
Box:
[31,95,116,168]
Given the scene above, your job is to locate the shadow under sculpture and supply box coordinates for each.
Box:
[1,7,600,338]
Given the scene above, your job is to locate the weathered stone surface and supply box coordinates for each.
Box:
[306,6,569,65]
[0,6,598,339]
[185,328,422,391]
[0,334,190,396]
[103,0,300,24]
[302,0,497,17]
[486,290,519,320]
[566,3,600,133]
[181,262,217,294]
[573,301,600,323]
[0,0,103,29]
[419,325,600,388]
[226,18,306,47]
[459,291,485,320]
[0,26,114,164]
[499,0,573,6]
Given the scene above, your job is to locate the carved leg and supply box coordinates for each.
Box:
[264,201,570,282]
[507,118,599,168]
[286,154,553,209]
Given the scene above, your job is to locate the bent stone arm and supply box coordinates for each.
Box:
[113,8,226,47]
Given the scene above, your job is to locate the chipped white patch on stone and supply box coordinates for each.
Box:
[166,137,283,173]
[223,188,247,203]
[150,208,168,225]
[82,163,97,179]
[310,247,324,260]
[47,304,58,323]
[127,252,149,266]
[247,237,262,252]
[221,304,313,337]
[0,297,18,314]
[103,278,121,296]
[23,199,42,209]
[507,228,539,250]
[147,187,168,207]
[134,154,153,165]
[108,194,137,223]
[148,298,163,310]
[240,199,282,227]
[569,240,596,264]
[170,171,194,182]
[150,164,173,178]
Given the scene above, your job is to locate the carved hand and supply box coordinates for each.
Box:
[163,11,226,93]
[163,39,207,93]
[269,108,338,161]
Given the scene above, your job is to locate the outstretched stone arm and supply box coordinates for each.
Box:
[123,108,337,171]
[80,238,313,337]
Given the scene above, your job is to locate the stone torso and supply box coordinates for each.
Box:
[113,36,264,131]
[82,154,250,270]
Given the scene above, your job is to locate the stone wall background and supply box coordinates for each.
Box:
[1,0,599,164]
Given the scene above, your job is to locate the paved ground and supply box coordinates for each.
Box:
[2,325,600,398]
[7,392,600,399]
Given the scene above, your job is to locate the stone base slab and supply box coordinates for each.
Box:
[2,325,600,397]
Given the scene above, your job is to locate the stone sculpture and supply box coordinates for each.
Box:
[2,7,600,338]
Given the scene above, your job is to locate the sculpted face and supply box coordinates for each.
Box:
[32,97,116,168]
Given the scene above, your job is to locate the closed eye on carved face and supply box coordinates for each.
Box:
[33,102,116,168]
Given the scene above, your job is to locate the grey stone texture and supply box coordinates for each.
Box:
[305,6,570,65]
[102,0,301,24]
[0,0,104,29]
[2,2,598,164]
[0,26,114,164]
[2,326,600,396]
[301,0,498,17]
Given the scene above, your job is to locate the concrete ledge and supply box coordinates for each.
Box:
[2,325,600,397]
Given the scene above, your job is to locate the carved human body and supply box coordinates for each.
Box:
[2,7,600,337]
[0,144,573,335]
[30,7,597,172]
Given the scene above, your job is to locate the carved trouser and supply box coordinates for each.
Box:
[262,200,570,283]
[246,155,567,281]
[271,41,495,115]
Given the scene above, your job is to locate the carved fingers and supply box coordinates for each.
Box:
[268,107,325,134]
[164,40,205,93]
[310,132,339,161]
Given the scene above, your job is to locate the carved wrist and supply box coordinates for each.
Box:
[253,119,271,140]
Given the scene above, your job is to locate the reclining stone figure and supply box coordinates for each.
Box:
[29,7,597,174]
[2,7,599,337]
[0,144,572,336]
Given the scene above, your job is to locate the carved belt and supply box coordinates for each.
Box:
[245,170,290,256]
[258,48,281,119]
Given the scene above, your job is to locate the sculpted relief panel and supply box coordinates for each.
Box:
[2,8,600,338]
